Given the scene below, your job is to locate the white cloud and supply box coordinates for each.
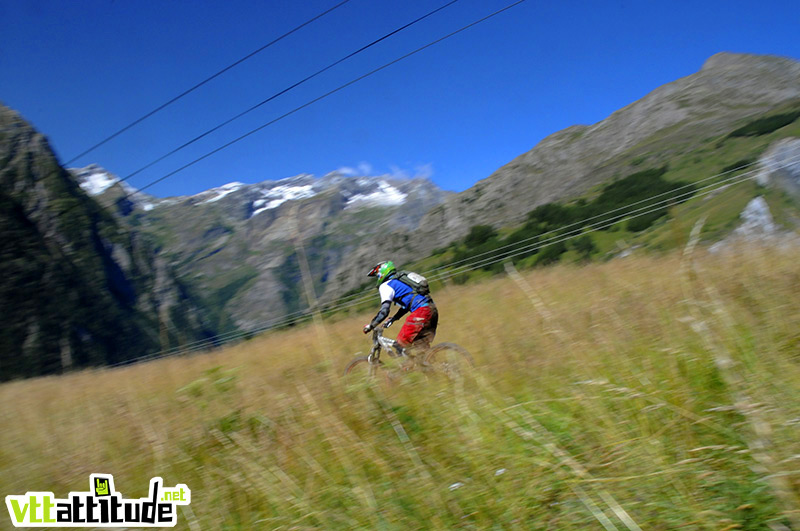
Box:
[337,162,433,180]
[388,165,410,180]
[357,162,373,176]
[337,166,358,176]
[414,163,434,180]
[387,163,434,180]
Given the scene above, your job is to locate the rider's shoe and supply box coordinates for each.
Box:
[392,344,407,358]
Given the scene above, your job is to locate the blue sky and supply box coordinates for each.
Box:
[1,0,799,196]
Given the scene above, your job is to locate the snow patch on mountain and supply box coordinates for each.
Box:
[345,181,407,209]
[74,165,118,196]
[197,182,245,204]
[251,184,316,217]
[70,165,155,205]
[69,166,432,219]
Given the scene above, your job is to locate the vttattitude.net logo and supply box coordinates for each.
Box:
[5,474,191,528]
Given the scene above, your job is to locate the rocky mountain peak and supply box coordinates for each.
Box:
[701,51,799,72]
[411,52,800,252]
[71,164,449,224]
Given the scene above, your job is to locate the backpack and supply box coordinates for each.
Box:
[396,270,430,296]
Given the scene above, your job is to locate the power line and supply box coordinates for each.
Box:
[430,167,772,279]
[114,0,529,199]
[108,155,793,367]
[59,1,466,222]
[427,161,780,278]
[114,0,463,187]
[64,0,352,166]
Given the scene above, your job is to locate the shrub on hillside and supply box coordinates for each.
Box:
[721,158,757,174]
[463,225,498,248]
[627,209,668,232]
[727,111,800,138]
[429,167,695,278]
[570,234,597,259]
[535,241,567,266]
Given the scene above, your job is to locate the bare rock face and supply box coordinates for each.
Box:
[757,137,800,196]
[708,136,800,254]
[710,196,800,253]
[732,197,779,238]
[414,53,800,252]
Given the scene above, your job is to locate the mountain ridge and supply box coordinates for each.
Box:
[409,52,800,253]
[71,164,447,219]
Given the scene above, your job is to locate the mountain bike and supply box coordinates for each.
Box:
[343,327,474,380]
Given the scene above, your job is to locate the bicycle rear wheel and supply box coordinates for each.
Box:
[423,342,474,379]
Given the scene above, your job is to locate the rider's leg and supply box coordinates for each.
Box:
[392,343,407,358]
[415,303,438,349]
[396,305,436,353]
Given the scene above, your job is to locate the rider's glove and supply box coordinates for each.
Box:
[363,324,373,334]
[383,319,394,329]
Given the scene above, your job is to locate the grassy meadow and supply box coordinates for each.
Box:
[2,246,800,529]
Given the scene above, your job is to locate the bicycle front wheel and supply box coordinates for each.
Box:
[343,356,380,378]
[423,342,474,379]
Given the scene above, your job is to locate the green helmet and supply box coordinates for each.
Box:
[367,261,396,287]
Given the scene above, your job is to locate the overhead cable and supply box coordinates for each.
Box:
[113,0,529,200]
[64,0,352,165]
[116,0,463,186]
[425,160,767,274]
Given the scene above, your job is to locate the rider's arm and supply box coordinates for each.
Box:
[364,282,396,332]
[387,307,408,325]
[369,301,392,329]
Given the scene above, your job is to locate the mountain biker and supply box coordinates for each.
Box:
[363,261,438,357]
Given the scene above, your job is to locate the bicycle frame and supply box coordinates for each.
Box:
[344,328,473,378]
[368,328,401,362]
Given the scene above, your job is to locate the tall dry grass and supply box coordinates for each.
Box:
[2,246,799,529]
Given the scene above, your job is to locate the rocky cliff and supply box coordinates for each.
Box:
[757,137,800,196]
[0,105,215,379]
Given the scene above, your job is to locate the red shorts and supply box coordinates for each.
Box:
[396,304,438,349]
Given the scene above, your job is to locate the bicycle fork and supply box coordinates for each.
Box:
[367,346,381,365]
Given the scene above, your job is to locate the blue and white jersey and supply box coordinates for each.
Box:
[379,277,429,312]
